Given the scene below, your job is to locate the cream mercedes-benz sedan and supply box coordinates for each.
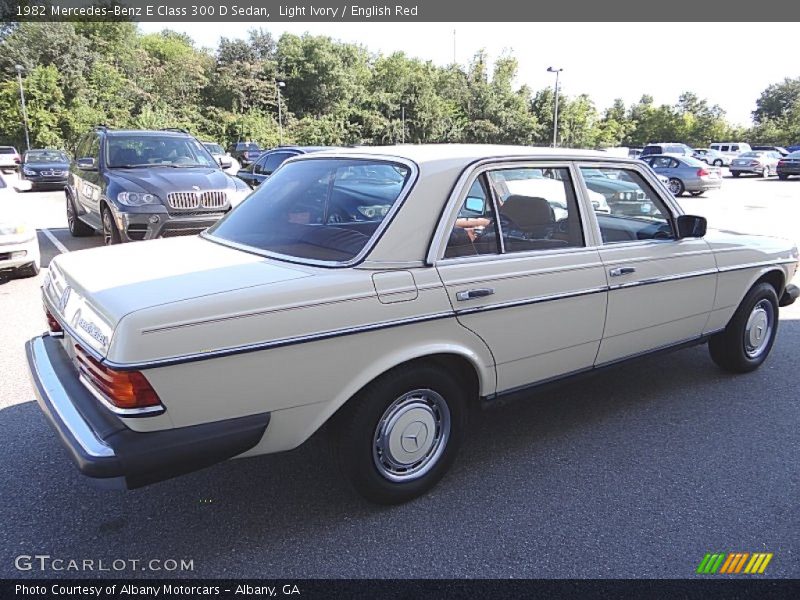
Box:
[26,145,799,504]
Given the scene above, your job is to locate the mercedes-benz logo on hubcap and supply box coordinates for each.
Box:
[401,422,427,452]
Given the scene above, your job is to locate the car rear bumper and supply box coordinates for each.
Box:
[730,165,768,174]
[0,237,39,270]
[777,166,800,175]
[26,334,271,489]
[688,178,722,191]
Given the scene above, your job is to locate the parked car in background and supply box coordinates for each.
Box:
[777,151,800,180]
[0,146,21,173]
[787,144,800,153]
[237,146,330,188]
[709,142,751,161]
[66,127,251,244]
[27,145,799,504]
[581,167,655,215]
[729,151,782,178]
[641,154,723,196]
[640,143,694,158]
[227,141,263,166]
[693,148,731,167]
[0,175,40,278]
[751,145,789,156]
[20,149,70,190]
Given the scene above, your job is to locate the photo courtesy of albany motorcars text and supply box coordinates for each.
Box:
[26,145,799,504]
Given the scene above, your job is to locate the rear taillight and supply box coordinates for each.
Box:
[75,345,162,411]
[44,306,62,334]
[13,156,20,163]
[697,168,710,177]
[751,161,761,166]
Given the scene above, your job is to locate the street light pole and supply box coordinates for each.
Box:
[15,65,31,151]
[276,80,286,145]
[547,66,563,147]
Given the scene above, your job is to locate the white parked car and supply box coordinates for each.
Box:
[202,141,240,175]
[0,175,41,278]
[26,145,799,504]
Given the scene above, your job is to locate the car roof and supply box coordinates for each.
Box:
[270,146,331,153]
[308,144,615,167]
[104,129,192,138]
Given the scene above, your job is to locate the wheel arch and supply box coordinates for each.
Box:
[753,268,786,298]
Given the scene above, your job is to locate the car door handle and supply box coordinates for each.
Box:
[456,288,495,301]
[609,267,636,277]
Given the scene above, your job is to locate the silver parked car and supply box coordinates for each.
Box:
[730,151,782,178]
[641,154,723,196]
[694,148,731,167]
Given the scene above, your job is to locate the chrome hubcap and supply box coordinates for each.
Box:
[669,179,681,194]
[744,299,773,358]
[373,389,450,482]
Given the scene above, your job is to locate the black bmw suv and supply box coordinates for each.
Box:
[66,127,251,244]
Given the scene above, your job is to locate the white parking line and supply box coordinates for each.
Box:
[41,229,69,254]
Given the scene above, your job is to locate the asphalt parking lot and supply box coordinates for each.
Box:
[1,171,798,579]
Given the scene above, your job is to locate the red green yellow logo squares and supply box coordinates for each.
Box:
[696,552,773,574]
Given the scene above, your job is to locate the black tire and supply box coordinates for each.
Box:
[668,178,685,196]
[713,159,723,167]
[689,191,704,197]
[778,174,789,181]
[731,172,741,178]
[16,261,41,278]
[101,206,122,245]
[66,196,93,237]
[330,364,468,504]
[708,282,779,373]
[762,166,771,178]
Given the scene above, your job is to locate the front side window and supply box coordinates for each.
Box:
[581,167,673,244]
[208,159,411,263]
[444,177,499,258]
[106,135,218,169]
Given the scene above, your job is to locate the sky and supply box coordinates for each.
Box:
[138,22,799,127]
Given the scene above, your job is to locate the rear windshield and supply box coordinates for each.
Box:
[238,143,261,151]
[207,158,412,264]
[0,147,16,154]
[641,146,662,155]
[680,156,706,167]
[738,152,762,158]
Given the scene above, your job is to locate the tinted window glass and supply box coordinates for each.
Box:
[581,167,673,244]
[486,167,584,252]
[258,152,294,175]
[209,159,410,263]
[444,177,499,258]
[25,150,69,163]
[106,135,217,168]
[0,147,17,154]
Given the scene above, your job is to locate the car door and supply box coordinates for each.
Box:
[577,164,717,364]
[435,162,608,393]
[74,133,103,226]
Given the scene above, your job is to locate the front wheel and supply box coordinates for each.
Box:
[713,159,723,167]
[709,282,779,373]
[763,166,772,178]
[102,206,122,245]
[778,174,789,180]
[67,196,93,237]
[668,178,685,196]
[330,364,467,504]
[731,171,741,178]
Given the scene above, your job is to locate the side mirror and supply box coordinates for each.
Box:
[76,157,97,171]
[219,157,232,169]
[677,214,707,238]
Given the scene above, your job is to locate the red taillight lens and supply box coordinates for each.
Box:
[45,306,62,334]
[697,168,710,177]
[13,156,20,163]
[75,345,161,410]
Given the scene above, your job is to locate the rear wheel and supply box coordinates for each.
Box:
[731,171,741,178]
[330,364,467,504]
[101,206,121,245]
[709,282,779,373]
[713,159,723,167]
[66,196,93,237]
[668,178,685,196]
[778,174,789,180]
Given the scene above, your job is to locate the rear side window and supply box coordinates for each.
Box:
[731,145,739,152]
[257,152,295,175]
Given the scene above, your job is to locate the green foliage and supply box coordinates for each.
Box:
[0,23,796,153]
